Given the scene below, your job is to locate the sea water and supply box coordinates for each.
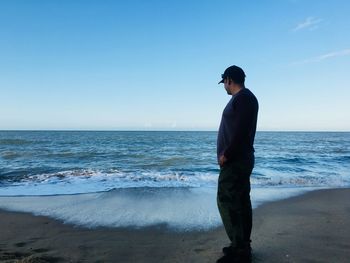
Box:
[0,131,349,230]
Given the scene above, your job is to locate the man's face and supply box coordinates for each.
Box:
[224,78,231,95]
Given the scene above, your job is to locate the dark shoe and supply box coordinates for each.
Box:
[220,246,252,263]
[216,253,236,263]
[222,245,238,255]
[222,245,252,256]
[216,251,252,263]
[236,248,252,263]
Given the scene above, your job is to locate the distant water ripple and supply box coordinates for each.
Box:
[0,131,349,196]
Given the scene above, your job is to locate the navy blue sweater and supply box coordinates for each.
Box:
[217,87,259,166]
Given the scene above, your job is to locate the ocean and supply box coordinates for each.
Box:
[0,131,349,230]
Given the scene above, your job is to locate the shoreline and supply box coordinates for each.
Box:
[0,187,349,262]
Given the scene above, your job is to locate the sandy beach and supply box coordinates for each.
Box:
[0,187,349,263]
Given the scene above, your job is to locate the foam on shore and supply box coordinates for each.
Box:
[0,186,331,231]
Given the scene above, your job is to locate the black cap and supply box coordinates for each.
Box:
[218,65,246,84]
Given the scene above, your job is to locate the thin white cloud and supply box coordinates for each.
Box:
[293,16,322,31]
[292,49,350,65]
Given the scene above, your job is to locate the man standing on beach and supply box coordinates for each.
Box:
[216,65,259,263]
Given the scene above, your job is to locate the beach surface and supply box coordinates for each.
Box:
[0,187,349,263]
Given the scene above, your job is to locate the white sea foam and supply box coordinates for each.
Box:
[0,186,330,231]
[1,168,349,196]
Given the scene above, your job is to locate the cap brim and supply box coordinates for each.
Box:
[218,79,224,84]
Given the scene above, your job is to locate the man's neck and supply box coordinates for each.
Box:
[232,86,244,96]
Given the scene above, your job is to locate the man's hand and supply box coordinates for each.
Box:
[219,154,228,167]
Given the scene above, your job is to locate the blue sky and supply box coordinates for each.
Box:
[1,0,349,131]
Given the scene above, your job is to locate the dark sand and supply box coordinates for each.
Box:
[0,187,349,262]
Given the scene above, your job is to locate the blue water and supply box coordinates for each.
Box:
[0,131,349,230]
[1,131,349,195]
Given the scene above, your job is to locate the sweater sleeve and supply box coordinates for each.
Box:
[223,94,254,160]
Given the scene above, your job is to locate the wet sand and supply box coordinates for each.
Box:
[0,187,349,262]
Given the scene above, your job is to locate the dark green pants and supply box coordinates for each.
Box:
[217,159,253,249]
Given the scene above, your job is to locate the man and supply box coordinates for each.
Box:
[216,65,259,263]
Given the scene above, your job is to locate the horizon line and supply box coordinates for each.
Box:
[0,129,349,133]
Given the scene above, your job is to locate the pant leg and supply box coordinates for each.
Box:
[241,172,252,246]
[217,160,253,248]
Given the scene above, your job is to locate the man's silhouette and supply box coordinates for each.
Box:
[216,65,259,263]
